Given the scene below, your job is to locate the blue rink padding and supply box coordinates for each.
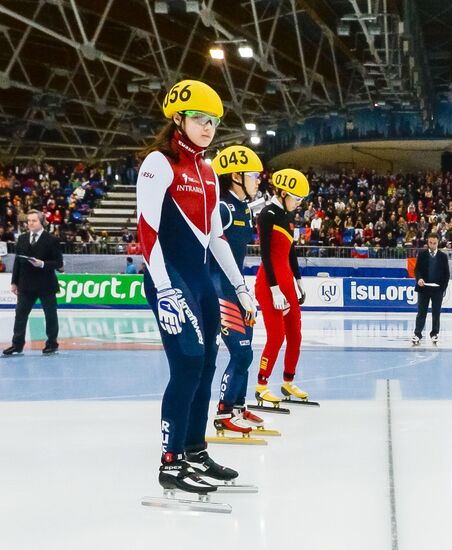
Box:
[244,265,408,278]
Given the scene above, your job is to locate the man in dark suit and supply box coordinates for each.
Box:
[3,210,63,356]
[412,233,450,344]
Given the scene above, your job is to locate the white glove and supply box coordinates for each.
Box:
[270,285,288,310]
[235,283,257,326]
[296,279,306,305]
[156,288,186,335]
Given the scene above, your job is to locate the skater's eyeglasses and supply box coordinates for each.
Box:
[244,172,261,180]
[287,192,303,202]
[181,110,221,128]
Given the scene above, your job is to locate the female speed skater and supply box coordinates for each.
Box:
[254,169,310,407]
[137,80,255,494]
[209,145,264,435]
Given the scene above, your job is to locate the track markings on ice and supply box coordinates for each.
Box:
[302,351,438,385]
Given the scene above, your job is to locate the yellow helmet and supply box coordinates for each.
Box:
[211,145,263,175]
[162,79,223,118]
[272,168,310,198]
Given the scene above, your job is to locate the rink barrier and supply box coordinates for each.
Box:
[0,274,451,312]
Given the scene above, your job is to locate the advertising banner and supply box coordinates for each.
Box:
[0,274,451,311]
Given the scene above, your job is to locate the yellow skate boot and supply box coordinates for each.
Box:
[281,381,309,401]
[255,384,281,406]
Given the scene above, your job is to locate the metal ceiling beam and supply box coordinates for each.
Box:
[0,3,148,77]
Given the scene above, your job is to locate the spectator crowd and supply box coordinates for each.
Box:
[255,168,452,253]
[1,160,452,256]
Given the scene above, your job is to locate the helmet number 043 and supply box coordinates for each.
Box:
[218,150,249,169]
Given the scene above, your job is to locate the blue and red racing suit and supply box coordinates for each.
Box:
[210,191,253,411]
[137,131,244,459]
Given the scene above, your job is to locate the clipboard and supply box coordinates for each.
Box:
[16,255,38,261]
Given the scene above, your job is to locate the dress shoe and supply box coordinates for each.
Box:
[42,344,59,355]
[3,345,24,356]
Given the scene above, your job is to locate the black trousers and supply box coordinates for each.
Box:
[414,290,443,338]
[12,291,59,349]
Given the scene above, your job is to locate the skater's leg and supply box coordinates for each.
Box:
[144,270,205,458]
[217,295,253,410]
[282,298,301,381]
[414,291,430,338]
[184,280,220,452]
[257,302,284,385]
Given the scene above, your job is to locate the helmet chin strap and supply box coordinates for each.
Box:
[232,174,251,201]
[279,190,289,213]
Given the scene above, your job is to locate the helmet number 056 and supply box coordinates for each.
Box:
[164,84,192,107]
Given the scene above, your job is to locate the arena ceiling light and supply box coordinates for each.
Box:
[245,122,256,131]
[238,43,253,58]
[154,2,169,14]
[250,135,261,145]
[185,1,200,14]
[266,130,276,136]
[209,46,224,60]
[337,22,350,36]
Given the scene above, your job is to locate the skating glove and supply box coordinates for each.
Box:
[156,287,186,335]
[270,285,288,310]
[235,283,257,326]
[296,279,306,305]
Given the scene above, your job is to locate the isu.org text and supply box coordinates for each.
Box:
[350,281,417,304]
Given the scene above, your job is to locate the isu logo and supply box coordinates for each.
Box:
[319,282,339,303]
[141,171,154,178]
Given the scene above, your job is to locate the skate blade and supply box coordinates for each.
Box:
[214,484,258,494]
[205,435,267,446]
[252,428,281,436]
[141,496,231,514]
[282,398,320,407]
[247,403,290,415]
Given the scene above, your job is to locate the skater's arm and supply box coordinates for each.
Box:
[258,210,277,287]
[219,201,233,231]
[289,243,301,280]
[209,194,244,288]
[137,151,172,291]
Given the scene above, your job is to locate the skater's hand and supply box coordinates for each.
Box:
[418,278,425,287]
[270,285,288,310]
[11,284,18,296]
[156,287,186,335]
[296,279,306,305]
[235,283,257,326]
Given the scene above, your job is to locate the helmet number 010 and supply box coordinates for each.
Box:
[219,150,249,169]
[275,173,297,190]
[164,84,192,107]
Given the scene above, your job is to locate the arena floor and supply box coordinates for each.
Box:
[1,309,451,550]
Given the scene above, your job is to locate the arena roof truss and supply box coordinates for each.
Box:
[0,0,448,162]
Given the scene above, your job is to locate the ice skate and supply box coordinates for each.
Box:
[141,458,232,514]
[412,334,421,345]
[206,410,267,446]
[281,381,320,407]
[235,405,281,437]
[431,334,439,344]
[186,450,258,493]
[158,458,216,494]
[247,384,290,414]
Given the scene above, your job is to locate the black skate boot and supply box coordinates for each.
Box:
[159,454,217,494]
[185,449,239,482]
